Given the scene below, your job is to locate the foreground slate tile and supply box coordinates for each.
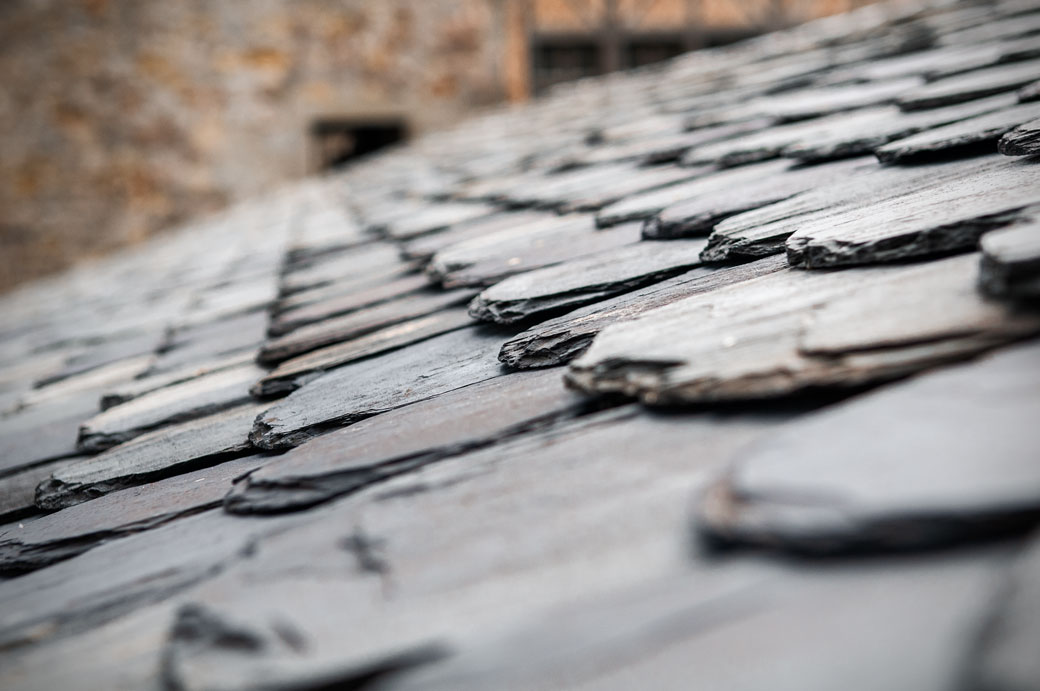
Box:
[165,408,790,691]
[787,156,1040,268]
[499,256,788,369]
[568,254,1040,404]
[999,116,1040,155]
[388,550,1007,691]
[0,455,265,575]
[257,289,474,365]
[646,157,872,239]
[469,239,708,325]
[698,340,1040,554]
[0,508,306,651]
[229,369,591,514]
[897,57,1040,110]
[36,402,266,510]
[77,363,263,452]
[876,100,1040,162]
[979,214,1040,300]
[251,327,507,450]
[430,219,642,289]
[965,531,1040,691]
[253,309,475,398]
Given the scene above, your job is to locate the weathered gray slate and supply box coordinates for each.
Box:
[99,350,255,410]
[499,256,788,369]
[253,309,475,398]
[380,202,498,241]
[78,363,264,452]
[400,210,555,262]
[0,391,100,476]
[164,407,789,691]
[279,243,404,294]
[153,310,268,374]
[784,93,1017,162]
[257,289,474,365]
[0,455,266,575]
[787,156,1040,268]
[877,101,1040,162]
[999,116,1040,154]
[555,165,704,213]
[251,327,507,450]
[567,254,1040,404]
[268,273,430,337]
[897,57,1040,110]
[697,340,1040,554]
[0,507,305,652]
[0,457,79,521]
[229,369,590,514]
[979,215,1040,299]
[36,402,266,510]
[388,550,1005,691]
[431,220,642,289]
[469,239,708,325]
[595,161,787,228]
[1020,79,1040,102]
[12,354,152,411]
[965,531,1040,691]
[647,157,873,239]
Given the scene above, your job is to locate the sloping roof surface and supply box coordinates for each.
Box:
[2,1,1040,688]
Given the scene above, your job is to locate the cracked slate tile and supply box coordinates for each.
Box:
[784,93,1017,162]
[469,239,708,325]
[0,457,79,522]
[251,326,507,450]
[979,212,1040,300]
[268,273,431,337]
[257,288,475,366]
[0,455,266,575]
[430,219,643,289]
[595,161,787,229]
[999,117,1040,155]
[35,402,266,510]
[77,363,264,452]
[897,57,1040,110]
[567,254,1040,404]
[228,369,592,514]
[697,340,1040,554]
[876,100,1040,162]
[498,256,788,369]
[965,530,1040,691]
[646,157,873,239]
[786,156,1040,268]
[164,407,790,691]
[253,309,475,398]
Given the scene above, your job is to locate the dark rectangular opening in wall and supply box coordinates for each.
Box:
[625,35,685,69]
[311,119,407,171]
[532,36,603,94]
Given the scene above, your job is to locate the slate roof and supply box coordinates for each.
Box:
[2,0,1040,688]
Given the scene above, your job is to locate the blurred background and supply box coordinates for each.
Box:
[0,0,873,293]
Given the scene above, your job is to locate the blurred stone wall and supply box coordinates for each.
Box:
[0,0,509,291]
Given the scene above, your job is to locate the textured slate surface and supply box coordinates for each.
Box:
[400,210,554,262]
[0,455,265,575]
[257,289,474,365]
[229,369,591,514]
[698,341,1040,553]
[499,256,788,369]
[251,327,507,450]
[36,402,265,510]
[0,392,101,476]
[380,202,498,241]
[98,350,255,410]
[568,254,1040,403]
[876,100,1040,162]
[0,457,79,521]
[999,116,1040,155]
[979,213,1040,299]
[897,57,1040,110]
[469,240,708,324]
[786,156,1040,268]
[253,309,475,398]
[77,363,263,452]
